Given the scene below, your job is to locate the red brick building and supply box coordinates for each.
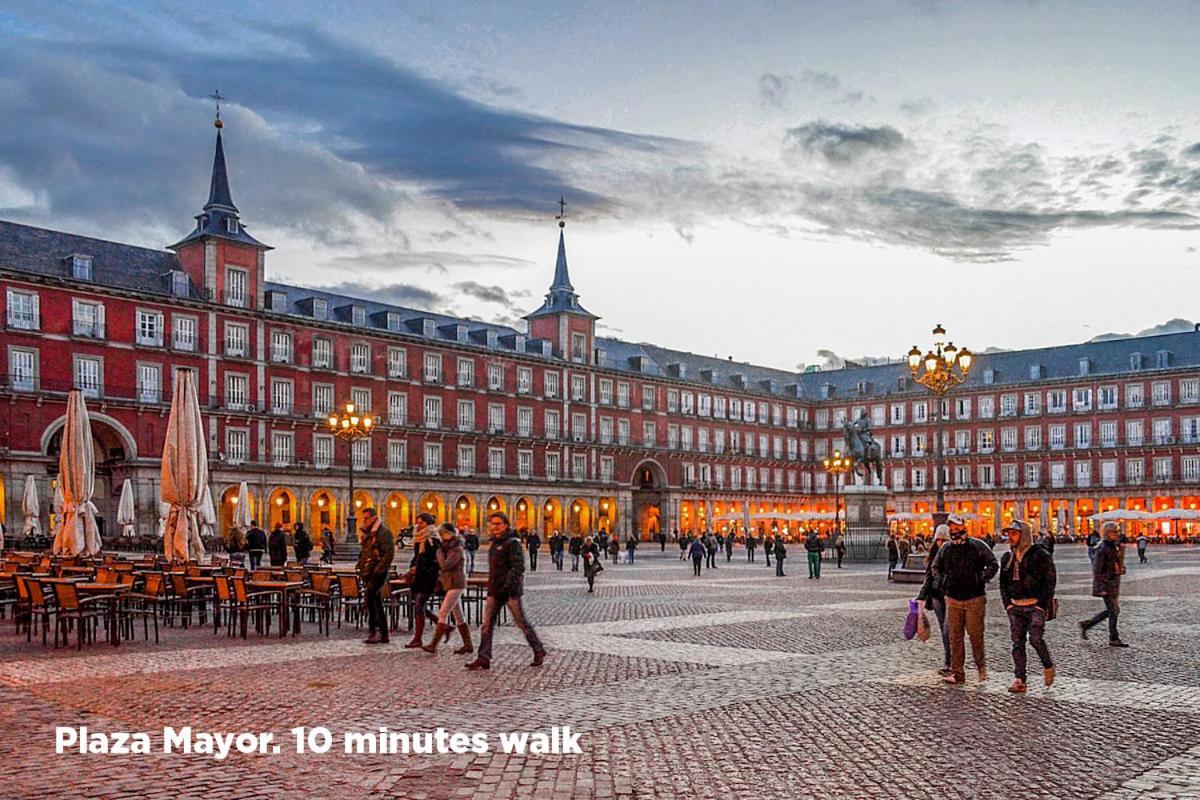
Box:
[3,123,1200,543]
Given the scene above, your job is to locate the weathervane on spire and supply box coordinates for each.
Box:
[209,89,226,129]
[556,195,566,229]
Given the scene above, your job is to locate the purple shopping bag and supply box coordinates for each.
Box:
[903,598,920,640]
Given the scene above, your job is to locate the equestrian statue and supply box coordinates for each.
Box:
[843,413,884,486]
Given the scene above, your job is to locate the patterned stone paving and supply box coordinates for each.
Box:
[1,543,1198,799]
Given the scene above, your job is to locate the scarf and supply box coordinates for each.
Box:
[412,523,437,554]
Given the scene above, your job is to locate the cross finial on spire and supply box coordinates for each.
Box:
[556,195,566,228]
[209,89,226,128]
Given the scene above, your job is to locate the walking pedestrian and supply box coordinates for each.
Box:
[1039,529,1056,555]
[423,523,473,655]
[1080,522,1129,647]
[609,534,621,564]
[931,513,999,684]
[917,525,953,677]
[626,533,637,564]
[356,507,395,645]
[834,531,846,568]
[569,532,582,571]
[746,533,757,562]
[466,512,546,670]
[999,519,1056,693]
[550,530,565,571]
[805,529,823,579]
[774,537,787,576]
[1136,533,1149,564]
[764,535,774,568]
[704,532,718,569]
[598,530,610,561]
[268,523,289,567]
[1086,528,1100,563]
[292,522,313,566]
[887,534,899,579]
[678,535,689,561]
[688,536,705,576]
[897,535,911,570]
[582,536,602,592]
[320,527,335,564]
[659,531,666,552]
[526,529,540,571]
[462,528,480,574]
[725,532,734,562]
[245,520,267,570]
[403,512,442,649]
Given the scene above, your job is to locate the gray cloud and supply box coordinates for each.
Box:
[785,121,907,165]
[1184,142,1200,158]
[322,250,534,274]
[1088,318,1196,342]
[758,70,866,109]
[451,281,525,310]
[899,97,935,117]
[313,281,442,309]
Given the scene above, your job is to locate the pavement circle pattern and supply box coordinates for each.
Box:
[1,544,1198,799]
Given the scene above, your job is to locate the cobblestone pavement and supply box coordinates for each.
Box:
[2,544,1198,799]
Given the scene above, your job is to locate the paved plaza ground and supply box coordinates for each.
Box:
[2,543,1199,799]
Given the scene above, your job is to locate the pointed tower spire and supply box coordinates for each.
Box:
[205,129,238,213]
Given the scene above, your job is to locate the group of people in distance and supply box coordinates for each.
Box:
[919,513,1129,694]
[356,508,546,671]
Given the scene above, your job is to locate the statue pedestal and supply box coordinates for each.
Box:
[842,484,889,562]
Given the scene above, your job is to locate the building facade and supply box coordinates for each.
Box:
[3,123,1200,544]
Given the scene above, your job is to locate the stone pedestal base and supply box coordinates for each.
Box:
[842,484,890,562]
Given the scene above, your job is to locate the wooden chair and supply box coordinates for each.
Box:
[52,582,108,650]
[336,575,364,629]
[121,572,165,644]
[25,579,57,645]
[230,577,277,638]
[11,575,32,634]
[296,572,333,636]
[211,575,236,637]
[168,573,209,628]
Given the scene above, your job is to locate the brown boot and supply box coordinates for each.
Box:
[404,615,425,649]
[453,623,474,654]
[422,624,449,654]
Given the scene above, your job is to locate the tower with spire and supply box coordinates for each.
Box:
[524,198,598,363]
[170,93,271,308]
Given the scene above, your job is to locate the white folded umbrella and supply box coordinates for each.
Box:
[52,389,102,556]
[117,478,137,538]
[21,474,40,538]
[160,370,209,562]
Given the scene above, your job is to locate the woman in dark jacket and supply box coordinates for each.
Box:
[688,536,705,576]
[582,536,602,592]
[404,513,443,649]
[918,525,953,677]
[608,535,620,565]
[292,523,313,565]
[267,524,289,567]
[424,523,472,655]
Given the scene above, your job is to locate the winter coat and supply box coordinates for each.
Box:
[917,541,944,605]
[999,545,1056,610]
[568,535,583,555]
[356,522,395,581]
[804,533,823,553]
[267,529,289,566]
[463,532,480,552]
[1092,540,1123,598]
[245,527,267,552]
[764,538,775,554]
[487,530,526,598]
[688,539,706,559]
[407,534,442,594]
[293,528,313,561]
[774,541,787,560]
[582,543,602,577]
[321,530,336,555]
[436,536,466,591]
[930,538,999,601]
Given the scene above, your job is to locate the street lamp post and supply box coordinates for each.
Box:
[328,401,375,540]
[822,449,853,538]
[906,324,973,518]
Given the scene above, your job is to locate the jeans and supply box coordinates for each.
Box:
[477,595,544,662]
[765,551,772,566]
[1083,596,1121,641]
[1007,605,1053,681]
[747,548,755,562]
[464,550,475,574]
[705,551,716,569]
[571,553,580,570]
[528,549,538,571]
[412,592,438,626]
[775,558,785,576]
[1137,547,1147,564]
[836,549,845,568]
[946,595,987,676]
[437,588,465,626]
[807,552,822,578]
[364,574,387,635]
[554,550,564,570]
[248,550,264,570]
[931,596,950,667]
[692,556,703,576]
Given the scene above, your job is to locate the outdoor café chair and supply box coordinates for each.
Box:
[169,573,209,628]
[336,575,364,629]
[24,578,57,645]
[230,576,277,639]
[121,572,166,644]
[52,582,108,650]
[296,572,333,636]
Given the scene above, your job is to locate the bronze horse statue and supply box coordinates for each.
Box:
[843,417,884,485]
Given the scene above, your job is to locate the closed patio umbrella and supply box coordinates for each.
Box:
[233,481,253,532]
[199,484,217,542]
[52,389,102,556]
[117,478,137,538]
[21,474,40,538]
[160,369,208,562]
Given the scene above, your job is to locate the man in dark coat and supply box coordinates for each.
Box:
[1080,522,1129,646]
[568,532,583,571]
[746,533,757,562]
[462,528,480,574]
[267,523,289,567]
[292,523,313,565]
[357,507,395,644]
[466,512,546,670]
[526,529,541,571]
[245,521,267,570]
[931,514,1000,684]
[887,535,899,578]
[724,532,734,562]
[999,519,1057,693]
[773,538,787,576]
[549,531,565,570]
[805,529,824,579]
[764,535,774,567]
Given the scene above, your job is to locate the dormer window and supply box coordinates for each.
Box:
[225,217,239,235]
[312,298,328,320]
[170,270,190,298]
[386,312,402,332]
[1156,350,1172,369]
[351,305,366,326]
[1130,352,1144,371]
[68,254,93,281]
[1079,358,1091,376]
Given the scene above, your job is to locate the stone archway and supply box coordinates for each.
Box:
[418,492,446,524]
[309,489,338,538]
[513,496,535,532]
[454,494,477,531]
[542,498,563,537]
[268,487,298,531]
[631,458,668,540]
[383,492,409,533]
[43,415,139,542]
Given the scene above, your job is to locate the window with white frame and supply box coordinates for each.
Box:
[697,428,709,453]
[572,412,587,442]
[1000,394,1016,417]
[1181,379,1200,404]
[488,403,505,434]
[73,300,105,338]
[489,448,505,478]
[731,467,742,490]
[1126,458,1144,484]
[977,429,994,452]
[172,315,197,351]
[745,469,756,491]
[457,444,475,477]
[1125,383,1144,408]
[744,401,756,423]
[1001,463,1017,488]
[681,426,693,451]
[978,464,994,488]
[1000,427,1017,451]
[1099,421,1117,446]
[599,417,613,444]
[571,374,586,402]
[913,469,926,489]
[1153,418,1172,444]
[571,332,586,362]
[224,322,248,357]
[352,438,371,469]
[136,363,161,403]
[312,337,332,369]
[545,371,560,398]
[681,392,694,415]
[1152,381,1171,406]
[546,409,560,439]
[955,397,972,420]
[517,367,532,394]
[387,392,406,426]
[1099,386,1118,410]
[423,353,442,383]
[73,355,102,398]
[1126,419,1144,446]
[225,428,249,464]
[913,402,928,423]
[313,383,334,418]
[486,362,502,390]
[599,379,613,405]
[388,440,407,473]
[350,343,370,374]
[8,347,37,391]
[225,267,247,307]
[1047,390,1066,413]
[1025,463,1040,487]
[350,387,370,414]
[600,456,614,482]
[1074,461,1091,487]
[643,420,655,447]
[1153,457,1172,482]
[270,330,292,363]
[518,450,533,479]
[457,399,475,432]
[1072,387,1092,411]
[618,418,630,445]
[314,434,333,469]
[517,407,533,437]
[955,465,970,487]
[423,443,442,475]
[457,358,475,387]
[667,424,679,449]
[270,379,293,415]
[387,347,406,378]
[6,289,39,330]
[978,396,995,419]
[1024,392,1041,415]
[224,373,249,410]
[1100,460,1117,486]
[1182,456,1200,482]
[423,395,442,429]
[1183,417,1200,444]
[1049,424,1065,449]
[272,432,293,467]
[545,452,560,481]
[712,395,726,419]
[1074,422,1091,448]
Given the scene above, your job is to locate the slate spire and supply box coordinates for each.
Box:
[204,129,238,213]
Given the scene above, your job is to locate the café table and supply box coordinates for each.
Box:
[246,580,303,637]
[76,582,132,647]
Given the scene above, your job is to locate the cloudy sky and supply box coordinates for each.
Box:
[1,0,1198,370]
